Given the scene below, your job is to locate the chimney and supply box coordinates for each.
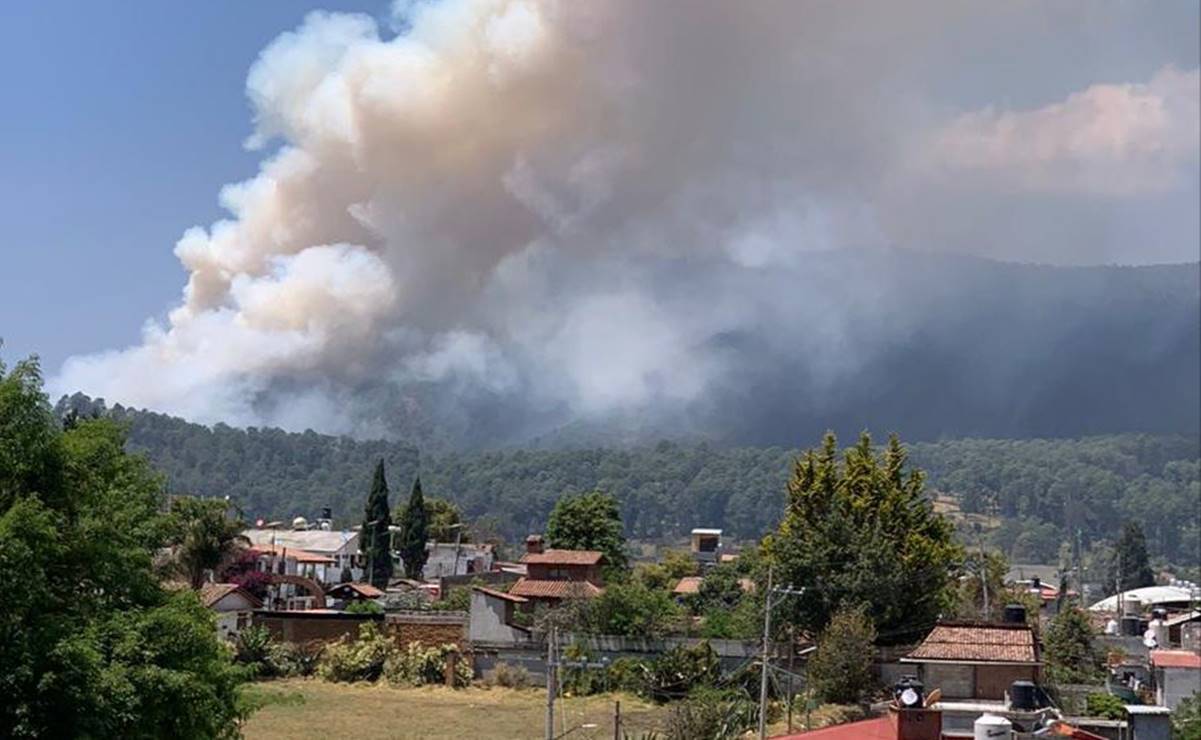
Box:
[525,534,545,555]
[889,706,942,740]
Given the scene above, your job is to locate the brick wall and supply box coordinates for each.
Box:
[386,612,468,650]
[253,611,380,645]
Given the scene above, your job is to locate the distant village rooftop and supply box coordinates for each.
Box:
[519,549,604,566]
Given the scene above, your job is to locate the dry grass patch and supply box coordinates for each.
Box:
[242,679,668,740]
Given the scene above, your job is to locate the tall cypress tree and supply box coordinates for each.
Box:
[398,477,430,579]
[1110,521,1154,593]
[360,459,394,589]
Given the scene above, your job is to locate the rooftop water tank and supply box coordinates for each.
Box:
[1009,680,1037,710]
[1003,603,1027,624]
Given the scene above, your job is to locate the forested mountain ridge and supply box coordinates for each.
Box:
[53,395,1201,567]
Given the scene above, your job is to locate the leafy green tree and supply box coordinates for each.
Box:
[398,477,429,580]
[167,496,248,588]
[583,581,681,637]
[953,549,1009,621]
[546,491,628,572]
[763,432,962,640]
[1109,521,1154,593]
[1174,692,1201,740]
[690,563,744,615]
[425,496,464,542]
[0,356,245,738]
[359,460,394,589]
[1043,605,1102,685]
[805,604,878,704]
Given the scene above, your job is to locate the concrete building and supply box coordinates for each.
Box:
[422,542,495,579]
[1150,649,1201,710]
[244,527,362,584]
[469,586,531,644]
[509,537,605,605]
[690,528,723,565]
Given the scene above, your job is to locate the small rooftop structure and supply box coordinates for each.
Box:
[690,528,723,564]
[673,576,704,595]
[905,622,1039,665]
[326,582,385,601]
[249,543,336,564]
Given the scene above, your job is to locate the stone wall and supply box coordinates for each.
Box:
[253,611,379,645]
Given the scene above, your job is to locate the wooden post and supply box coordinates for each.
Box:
[613,699,621,740]
[444,650,458,687]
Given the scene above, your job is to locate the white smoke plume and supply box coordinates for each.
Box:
[52,0,1200,440]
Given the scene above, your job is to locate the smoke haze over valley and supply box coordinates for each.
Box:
[43,1,1200,448]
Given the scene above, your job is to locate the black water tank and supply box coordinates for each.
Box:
[1121,615,1142,636]
[1003,604,1027,624]
[1010,680,1037,710]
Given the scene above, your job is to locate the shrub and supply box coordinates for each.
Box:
[383,643,472,687]
[484,662,533,689]
[316,623,393,683]
[234,625,273,671]
[430,587,471,612]
[629,642,721,702]
[806,604,877,704]
[1085,692,1126,721]
[662,688,758,740]
[265,641,321,678]
[344,600,384,615]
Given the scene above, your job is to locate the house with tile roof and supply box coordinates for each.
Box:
[901,621,1040,700]
[508,537,605,604]
[1150,649,1201,709]
[199,582,261,640]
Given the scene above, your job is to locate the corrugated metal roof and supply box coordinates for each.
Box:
[509,578,603,599]
[520,549,604,565]
[243,528,358,554]
[905,622,1038,664]
[249,543,336,563]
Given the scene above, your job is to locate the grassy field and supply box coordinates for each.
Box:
[241,679,672,740]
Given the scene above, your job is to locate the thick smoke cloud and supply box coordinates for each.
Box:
[53,0,1200,442]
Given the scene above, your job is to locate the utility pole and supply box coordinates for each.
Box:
[758,567,774,740]
[545,628,557,740]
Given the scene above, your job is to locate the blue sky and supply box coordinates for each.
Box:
[0,2,385,371]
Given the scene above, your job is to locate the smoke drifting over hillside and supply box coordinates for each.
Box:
[53,1,1200,444]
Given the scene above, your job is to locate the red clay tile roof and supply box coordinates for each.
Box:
[520,549,604,565]
[250,544,336,564]
[1151,650,1201,669]
[509,578,603,599]
[904,622,1038,664]
[199,582,262,609]
[327,582,385,599]
[473,585,528,603]
[771,716,893,738]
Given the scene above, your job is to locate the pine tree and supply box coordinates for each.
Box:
[1109,521,1154,593]
[763,432,962,641]
[398,477,430,579]
[359,459,394,589]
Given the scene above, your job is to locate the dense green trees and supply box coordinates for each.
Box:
[546,491,629,572]
[51,395,1201,568]
[764,432,962,640]
[398,477,429,579]
[1,358,244,738]
[360,460,394,589]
